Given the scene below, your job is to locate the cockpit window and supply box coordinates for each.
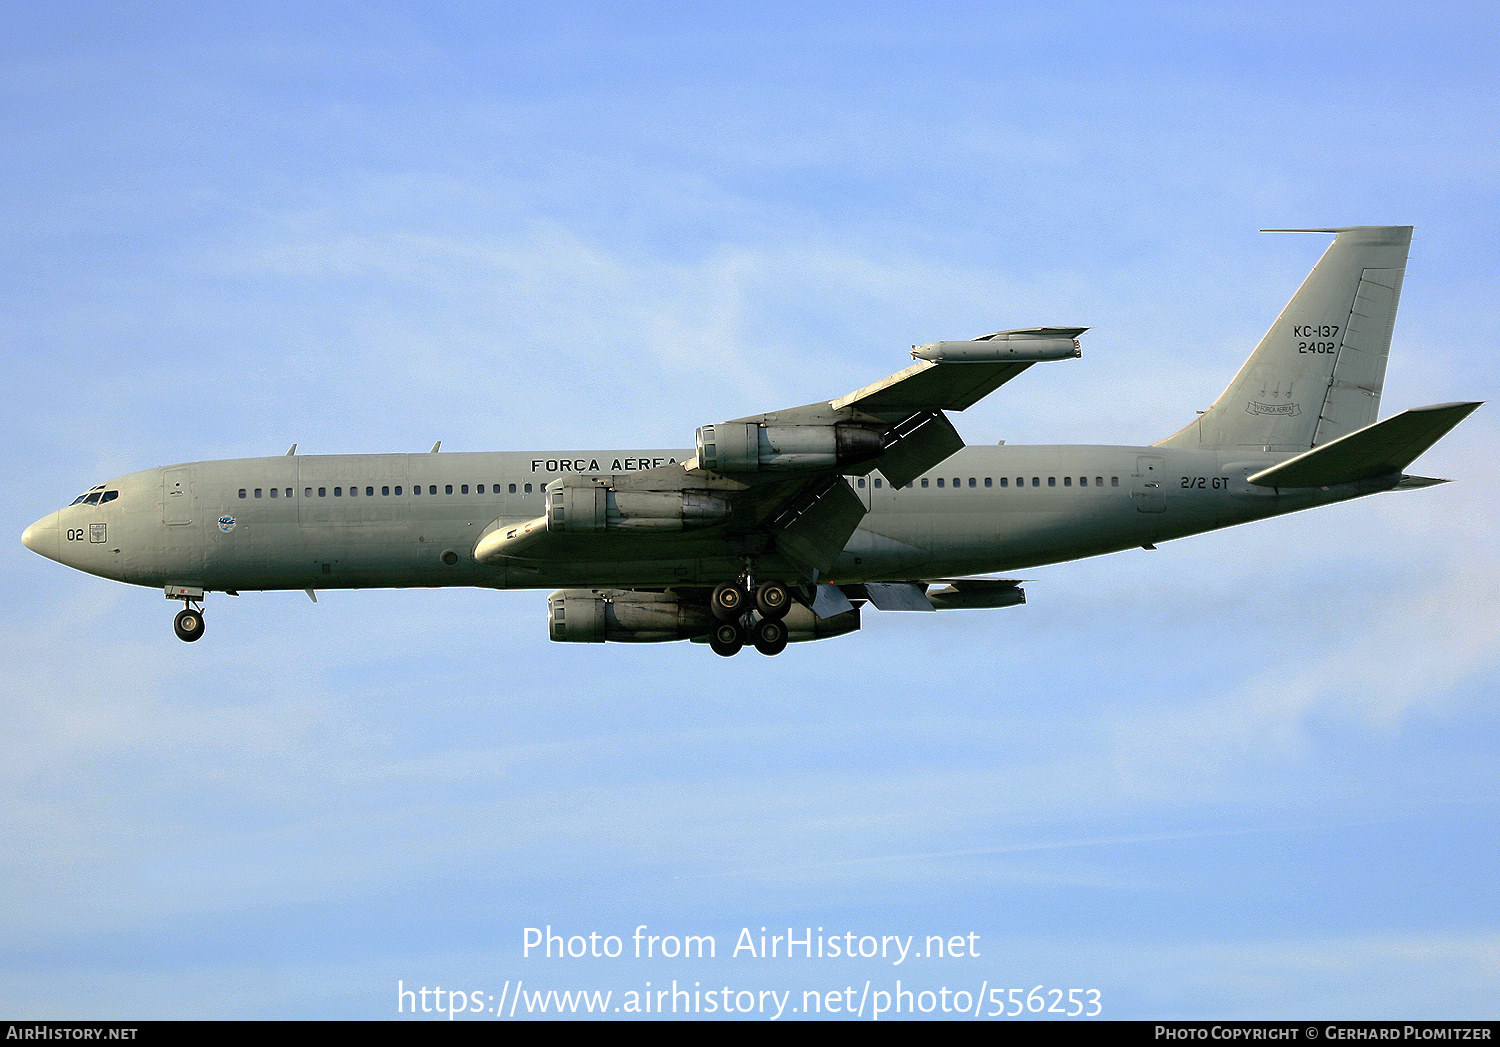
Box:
[69,484,109,507]
[100,490,118,504]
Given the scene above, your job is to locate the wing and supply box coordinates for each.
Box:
[704,326,1085,488]
[474,328,1083,579]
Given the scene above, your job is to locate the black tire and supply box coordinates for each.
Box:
[711,582,747,621]
[754,581,791,620]
[174,608,205,643]
[753,617,788,656]
[709,620,744,657]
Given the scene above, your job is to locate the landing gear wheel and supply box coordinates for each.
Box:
[711,582,748,621]
[174,608,205,643]
[754,581,791,620]
[753,617,789,656]
[709,621,745,657]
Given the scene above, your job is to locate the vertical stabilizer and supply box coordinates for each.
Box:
[1157,226,1411,451]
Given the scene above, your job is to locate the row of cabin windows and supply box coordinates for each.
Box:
[853,476,1121,490]
[239,475,1126,499]
[239,483,542,499]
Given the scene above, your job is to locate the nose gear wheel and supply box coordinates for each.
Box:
[173,607,205,642]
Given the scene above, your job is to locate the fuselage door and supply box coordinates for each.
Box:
[163,468,192,525]
[1133,455,1166,513]
[850,474,873,511]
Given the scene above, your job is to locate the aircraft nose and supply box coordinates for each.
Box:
[21,512,61,563]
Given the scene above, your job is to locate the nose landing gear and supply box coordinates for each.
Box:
[173,607,206,642]
[166,585,205,643]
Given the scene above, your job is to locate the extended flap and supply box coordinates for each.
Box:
[773,477,867,574]
[872,410,965,489]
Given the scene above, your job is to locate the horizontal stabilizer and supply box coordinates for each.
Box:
[1247,401,1481,488]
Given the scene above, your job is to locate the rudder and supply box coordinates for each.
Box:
[1157,226,1412,451]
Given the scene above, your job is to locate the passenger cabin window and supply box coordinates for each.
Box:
[509,484,517,493]
[1000,477,1008,487]
[238,489,247,499]
[1111,477,1119,487]
[429,486,437,495]
[270,488,278,498]
[1064,477,1071,486]
[921,478,929,488]
[446,485,453,494]
[984,478,992,487]
[255,488,263,497]
[394,486,402,495]
[936,478,943,487]
[874,479,882,488]
[461,485,468,494]
[524,484,532,494]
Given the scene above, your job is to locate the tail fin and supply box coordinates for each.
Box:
[1157,226,1412,451]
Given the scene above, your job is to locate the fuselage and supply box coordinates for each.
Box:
[21,444,1377,594]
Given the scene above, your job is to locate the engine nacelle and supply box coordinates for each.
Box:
[546,485,730,533]
[780,601,861,642]
[548,589,714,643]
[694,423,882,473]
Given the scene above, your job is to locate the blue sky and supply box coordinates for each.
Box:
[4,1,1498,1019]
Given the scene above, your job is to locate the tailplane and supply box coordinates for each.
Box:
[1157,226,1412,451]
[1245,401,1481,488]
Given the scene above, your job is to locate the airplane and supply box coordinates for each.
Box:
[21,226,1480,656]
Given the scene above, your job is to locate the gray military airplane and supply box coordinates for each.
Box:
[22,226,1480,655]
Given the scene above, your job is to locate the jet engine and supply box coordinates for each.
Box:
[548,589,714,643]
[778,601,861,642]
[546,486,731,533]
[547,589,862,645]
[694,423,882,473]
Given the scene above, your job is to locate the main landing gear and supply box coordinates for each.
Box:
[707,576,792,657]
[166,585,206,642]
